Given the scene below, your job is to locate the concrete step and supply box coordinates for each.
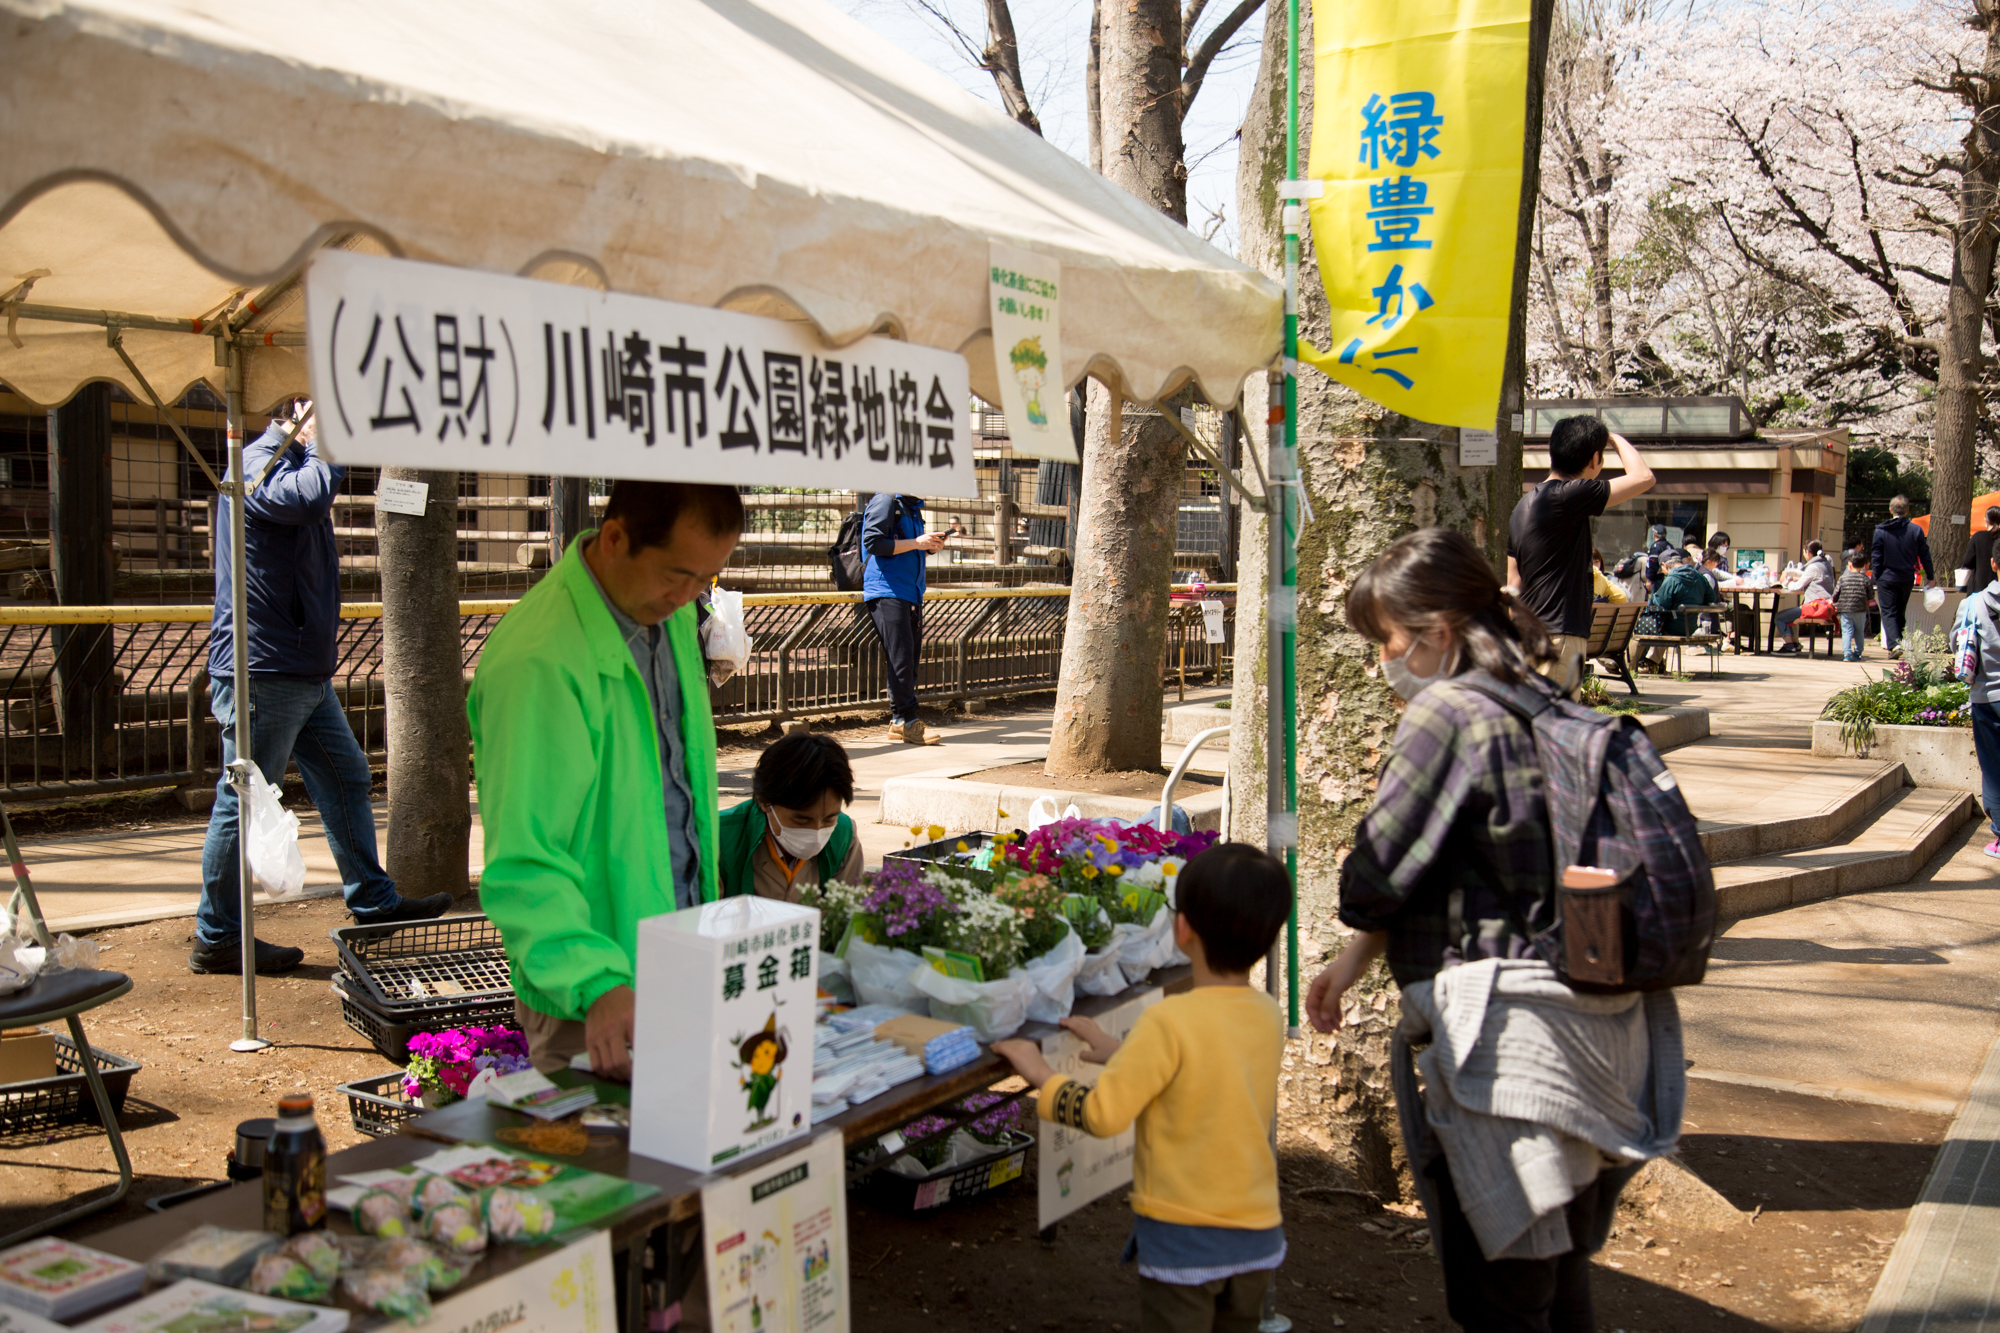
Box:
[1678,753,1909,862]
[1710,785,1981,920]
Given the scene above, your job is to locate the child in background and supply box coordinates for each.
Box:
[994,844,1292,1333]
[1836,552,1874,663]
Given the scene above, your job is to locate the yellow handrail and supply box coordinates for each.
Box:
[0,585,1235,627]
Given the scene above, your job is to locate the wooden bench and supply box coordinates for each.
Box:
[1584,602,1644,696]
[1798,612,1839,658]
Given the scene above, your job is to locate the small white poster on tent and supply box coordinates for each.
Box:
[414,1231,614,1333]
[305,249,976,496]
[1036,989,1163,1230]
[988,243,1071,462]
[701,1131,849,1333]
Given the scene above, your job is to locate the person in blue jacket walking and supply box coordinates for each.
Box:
[862,493,944,745]
[1871,495,1935,656]
[191,401,451,975]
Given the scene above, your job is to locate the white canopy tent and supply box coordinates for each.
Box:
[0,0,1281,1048]
[1,0,1279,414]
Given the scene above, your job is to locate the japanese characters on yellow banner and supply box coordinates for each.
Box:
[1300,0,1530,429]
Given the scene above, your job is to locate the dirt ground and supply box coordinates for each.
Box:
[1,886,1947,1331]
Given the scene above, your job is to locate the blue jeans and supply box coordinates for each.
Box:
[1840,614,1866,660]
[196,676,398,945]
[1975,702,2000,841]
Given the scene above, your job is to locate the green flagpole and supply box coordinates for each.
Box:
[1280,0,1303,1039]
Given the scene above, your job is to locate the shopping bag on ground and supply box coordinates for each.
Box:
[1026,796,1081,831]
[700,587,752,687]
[245,769,307,899]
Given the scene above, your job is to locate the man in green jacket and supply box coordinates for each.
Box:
[469,481,742,1077]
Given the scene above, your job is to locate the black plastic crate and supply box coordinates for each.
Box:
[333,974,518,1063]
[884,832,1003,892]
[0,1034,140,1135]
[856,1130,1033,1212]
[340,1071,421,1138]
[331,913,514,1016]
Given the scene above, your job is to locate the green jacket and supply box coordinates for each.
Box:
[468,535,721,1022]
[1648,564,1719,636]
[716,800,857,899]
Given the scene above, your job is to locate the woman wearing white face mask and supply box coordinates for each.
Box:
[717,731,866,902]
[1307,528,1656,1331]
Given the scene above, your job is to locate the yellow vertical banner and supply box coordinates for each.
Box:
[1301,0,1530,429]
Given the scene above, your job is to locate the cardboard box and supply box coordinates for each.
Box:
[0,1031,57,1086]
[630,897,818,1171]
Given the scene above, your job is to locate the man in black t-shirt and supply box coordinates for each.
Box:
[1507,416,1656,693]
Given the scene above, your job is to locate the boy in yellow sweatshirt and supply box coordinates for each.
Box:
[994,843,1292,1333]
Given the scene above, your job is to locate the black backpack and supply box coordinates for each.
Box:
[828,496,902,591]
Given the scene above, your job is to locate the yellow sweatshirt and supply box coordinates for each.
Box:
[1036,986,1283,1229]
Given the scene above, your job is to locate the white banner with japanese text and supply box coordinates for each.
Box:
[304,251,977,496]
[1036,989,1163,1230]
[987,243,1071,462]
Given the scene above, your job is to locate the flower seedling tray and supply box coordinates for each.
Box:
[0,1034,140,1135]
[857,1129,1034,1213]
[330,913,514,1016]
[332,973,518,1063]
[884,831,1004,893]
[340,1071,421,1138]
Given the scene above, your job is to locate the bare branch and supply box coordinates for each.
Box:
[1181,0,1263,119]
[982,0,1042,134]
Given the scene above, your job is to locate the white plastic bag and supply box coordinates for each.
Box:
[1026,796,1082,831]
[0,934,40,997]
[244,769,306,899]
[1021,925,1087,1025]
[1074,945,1130,997]
[845,937,928,1011]
[1115,907,1178,986]
[818,950,855,1006]
[1925,585,1947,614]
[911,964,1036,1041]
[701,587,752,687]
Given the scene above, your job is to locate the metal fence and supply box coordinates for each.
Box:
[0,586,1234,803]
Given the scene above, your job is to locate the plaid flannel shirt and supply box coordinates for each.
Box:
[1337,671,1557,988]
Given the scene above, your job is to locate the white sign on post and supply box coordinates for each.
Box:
[375,477,430,516]
[630,897,818,1171]
[1459,428,1498,467]
[414,1231,615,1333]
[1036,990,1163,1229]
[987,243,1072,462]
[1201,600,1227,644]
[304,250,977,496]
[701,1132,850,1333]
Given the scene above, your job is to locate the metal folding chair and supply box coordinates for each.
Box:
[0,803,133,1246]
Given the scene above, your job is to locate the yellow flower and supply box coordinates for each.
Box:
[910,825,925,836]
[1161,863,1178,877]
[1081,866,1099,879]
[928,825,946,842]
[998,810,1010,819]
[1107,864,1124,876]
[955,841,969,853]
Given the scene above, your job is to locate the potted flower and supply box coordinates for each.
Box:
[401,1025,531,1107]
[843,860,961,1008]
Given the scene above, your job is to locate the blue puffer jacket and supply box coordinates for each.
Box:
[861,493,927,603]
[207,423,347,679]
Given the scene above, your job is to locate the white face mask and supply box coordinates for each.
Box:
[1381,635,1445,701]
[770,814,835,859]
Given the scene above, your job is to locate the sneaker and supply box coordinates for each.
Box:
[1984,841,2000,860]
[900,720,944,746]
[189,937,304,975]
[352,892,456,926]
[1776,642,1802,654]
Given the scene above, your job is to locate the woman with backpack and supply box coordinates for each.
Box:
[1305,526,1691,1333]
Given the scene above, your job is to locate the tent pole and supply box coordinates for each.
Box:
[224,339,268,1053]
[1276,0,1303,1039]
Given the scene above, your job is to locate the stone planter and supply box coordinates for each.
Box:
[1811,720,1981,789]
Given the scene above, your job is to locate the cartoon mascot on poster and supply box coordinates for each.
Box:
[734,1013,789,1130]
[1009,337,1049,427]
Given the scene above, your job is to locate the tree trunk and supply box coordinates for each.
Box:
[379,469,471,899]
[1227,0,1543,1201]
[1047,0,1188,777]
[47,385,118,768]
[1931,7,2000,575]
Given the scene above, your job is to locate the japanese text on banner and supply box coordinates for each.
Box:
[1298,0,1530,430]
[987,243,1073,463]
[304,250,977,497]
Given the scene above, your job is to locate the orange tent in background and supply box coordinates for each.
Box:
[1914,491,2000,535]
